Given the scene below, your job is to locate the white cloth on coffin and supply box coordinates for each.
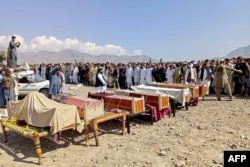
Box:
[131,84,190,106]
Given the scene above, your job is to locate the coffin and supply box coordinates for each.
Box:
[103,95,145,114]
[115,90,169,110]
[65,96,104,120]
[155,83,199,98]
[132,85,190,106]
[88,92,114,100]
[199,84,207,97]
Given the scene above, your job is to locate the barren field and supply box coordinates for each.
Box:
[0,85,249,167]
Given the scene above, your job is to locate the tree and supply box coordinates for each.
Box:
[0,51,6,63]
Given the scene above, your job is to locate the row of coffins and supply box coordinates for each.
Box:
[0,83,207,165]
[87,91,171,134]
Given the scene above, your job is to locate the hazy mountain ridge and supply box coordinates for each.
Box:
[17,49,157,64]
[225,45,250,59]
[1,45,250,64]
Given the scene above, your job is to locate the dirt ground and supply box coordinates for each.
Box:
[0,85,249,167]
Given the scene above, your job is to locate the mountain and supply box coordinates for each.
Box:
[225,45,250,59]
[17,49,157,64]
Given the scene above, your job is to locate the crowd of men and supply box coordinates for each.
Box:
[25,56,250,96]
[2,36,250,100]
[0,55,250,107]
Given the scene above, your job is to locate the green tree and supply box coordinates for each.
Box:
[0,51,6,63]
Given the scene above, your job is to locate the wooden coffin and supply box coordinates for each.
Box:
[103,95,145,114]
[199,84,207,97]
[115,90,169,110]
[88,92,114,100]
[157,83,199,98]
[65,96,104,120]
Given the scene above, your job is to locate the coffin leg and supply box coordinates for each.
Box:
[84,126,90,147]
[170,100,176,117]
[126,116,130,134]
[92,120,99,146]
[33,132,42,165]
[1,123,7,142]
[185,102,188,110]
[122,114,126,136]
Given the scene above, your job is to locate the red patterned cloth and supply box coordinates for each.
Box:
[189,97,199,106]
[146,103,171,122]
[65,96,102,117]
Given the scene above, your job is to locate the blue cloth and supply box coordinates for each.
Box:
[0,74,5,106]
[4,88,14,102]
[48,70,60,97]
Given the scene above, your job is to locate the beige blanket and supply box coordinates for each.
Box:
[7,92,83,135]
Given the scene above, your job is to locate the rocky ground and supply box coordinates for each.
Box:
[0,85,249,167]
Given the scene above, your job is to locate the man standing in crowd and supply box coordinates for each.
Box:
[234,56,249,96]
[125,64,133,89]
[95,67,107,93]
[174,63,182,83]
[152,64,159,82]
[165,64,175,83]
[48,67,60,99]
[224,59,235,93]
[186,63,196,85]
[140,64,147,84]
[209,60,216,94]
[208,61,242,101]
[133,64,141,85]
[199,61,212,94]
[8,36,20,67]
[9,69,19,101]
[158,64,165,82]
[3,68,16,102]
[146,64,153,84]
[181,62,188,84]
[0,68,5,107]
[78,63,85,84]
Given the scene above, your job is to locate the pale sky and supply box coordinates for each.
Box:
[1,0,250,61]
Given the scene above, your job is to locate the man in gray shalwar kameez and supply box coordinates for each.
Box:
[8,36,20,67]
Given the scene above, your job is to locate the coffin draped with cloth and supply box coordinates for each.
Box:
[7,92,84,135]
[131,84,190,106]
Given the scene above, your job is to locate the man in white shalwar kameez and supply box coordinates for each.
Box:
[165,65,175,83]
[133,65,141,85]
[140,64,147,85]
[126,64,133,89]
[40,64,46,79]
[146,65,153,84]
[72,65,79,84]
[199,62,212,94]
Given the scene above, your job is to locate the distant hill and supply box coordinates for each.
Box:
[17,49,158,64]
[225,45,250,59]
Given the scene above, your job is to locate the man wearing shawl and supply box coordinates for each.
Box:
[48,67,60,99]
[8,36,20,67]
[0,68,5,107]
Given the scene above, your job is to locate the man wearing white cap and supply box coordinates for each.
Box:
[95,67,107,92]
